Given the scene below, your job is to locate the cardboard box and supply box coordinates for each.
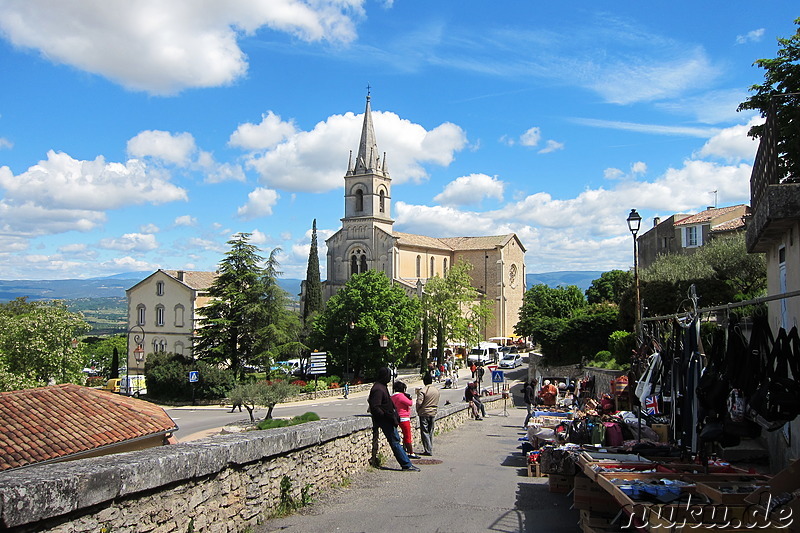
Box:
[650,423,669,443]
[695,480,768,505]
[744,458,799,530]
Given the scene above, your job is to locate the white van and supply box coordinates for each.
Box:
[466,342,500,364]
[121,374,147,397]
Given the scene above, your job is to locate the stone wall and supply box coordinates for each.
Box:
[0,397,503,533]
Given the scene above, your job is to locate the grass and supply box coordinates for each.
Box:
[256,411,320,430]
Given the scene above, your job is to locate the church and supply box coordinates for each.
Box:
[323,95,526,340]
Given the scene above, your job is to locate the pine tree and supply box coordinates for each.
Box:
[302,219,323,321]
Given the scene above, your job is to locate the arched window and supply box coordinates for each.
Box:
[355,189,364,212]
[379,190,385,213]
[160,339,167,353]
[351,255,359,276]
[443,258,448,274]
[174,304,185,327]
[174,341,184,356]
[156,281,164,296]
[416,255,421,278]
[137,304,146,326]
[156,305,165,327]
[360,254,368,273]
[430,257,435,277]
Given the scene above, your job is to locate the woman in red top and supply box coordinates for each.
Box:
[391,381,420,459]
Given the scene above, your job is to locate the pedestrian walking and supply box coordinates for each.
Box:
[416,372,440,456]
[368,367,420,471]
[391,381,420,459]
[522,378,537,428]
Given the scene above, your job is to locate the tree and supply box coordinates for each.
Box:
[311,270,421,379]
[78,335,126,377]
[194,233,270,380]
[229,381,299,423]
[738,17,800,183]
[514,284,586,361]
[586,270,633,305]
[302,219,323,322]
[422,261,492,369]
[145,352,235,401]
[0,298,89,388]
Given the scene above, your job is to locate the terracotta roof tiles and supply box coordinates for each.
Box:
[0,384,177,472]
[674,205,747,226]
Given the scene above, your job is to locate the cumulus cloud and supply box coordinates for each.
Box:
[696,117,761,163]
[99,233,159,252]
[433,174,504,206]
[0,1,365,94]
[0,150,187,236]
[140,223,160,233]
[519,127,541,147]
[237,187,280,219]
[736,28,765,45]
[127,130,197,166]
[243,109,467,193]
[196,151,246,183]
[174,215,197,226]
[538,140,564,154]
[229,111,297,150]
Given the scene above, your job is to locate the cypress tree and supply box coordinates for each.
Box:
[303,219,323,321]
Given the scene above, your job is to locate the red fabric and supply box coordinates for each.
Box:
[398,420,412,444]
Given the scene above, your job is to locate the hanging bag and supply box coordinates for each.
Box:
[748,328,800,431]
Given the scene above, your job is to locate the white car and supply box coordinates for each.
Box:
[498,353,522,368]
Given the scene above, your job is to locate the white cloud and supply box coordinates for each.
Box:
[58,243,87,254]
[538,140,564,154]
[0,138,13,149]
[0,1,365,94]
[196,151,246,183]
[174,215,197,227]
[99,233,158,252]
[736,28,765,45]
[229,111,297,150]
[519,127,541,147]
[245,110,467,192]
[433,174,504,206]
[573,118,720,137]
[0,150,187,236]
[696,117,761,163]
[140,223,160,233]
[249,229,269,245]
[127,130,196,167]
[237,187,280,219]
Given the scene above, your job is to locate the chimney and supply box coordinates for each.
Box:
[177,270,184,281]
[653,217,660,227]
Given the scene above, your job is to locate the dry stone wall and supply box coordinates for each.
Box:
[0,397,502,533]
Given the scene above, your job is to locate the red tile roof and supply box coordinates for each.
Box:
[674,205,747,226]
[0,384,177,471]
[711,217,746,233]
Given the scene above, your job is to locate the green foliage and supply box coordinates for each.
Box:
[738,17,800,183]
[145,352,236,401]
[272,476,313,517]
[0,298,90,388]
[552,307,620,365]
[586,270,633,305]
[423,261,492,368]
[256,411,320,430]
[311,270,421,379]
[78,335,126,378]
[514,284,586,357]
[594,350,612,362]
[302,219,323,322]
[639,233,766,316]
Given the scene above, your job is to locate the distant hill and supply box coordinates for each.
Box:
[525,271,604,293]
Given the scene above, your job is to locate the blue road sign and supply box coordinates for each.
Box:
[188,370,199,383]
[491,370,504,383]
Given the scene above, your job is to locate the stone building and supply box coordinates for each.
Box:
[323,95,526,340]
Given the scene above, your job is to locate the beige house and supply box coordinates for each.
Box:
[323,95,526,339]
[125,270,217,369]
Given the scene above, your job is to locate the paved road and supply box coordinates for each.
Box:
[167,365,529,441]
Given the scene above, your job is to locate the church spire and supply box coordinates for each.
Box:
[354,91,381,175]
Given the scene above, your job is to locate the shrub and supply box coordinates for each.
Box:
[85,376,105,387]
[608,331,634,366]
[594,350,612,362]
[327,375,341,385]
[146,352,236,401]
[328,382,340,389]
[290,380,307,387]
[256,411,320,430]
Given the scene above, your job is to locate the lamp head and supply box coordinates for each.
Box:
[627,209,642,235]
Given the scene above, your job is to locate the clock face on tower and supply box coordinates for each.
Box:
[509,263,517,288]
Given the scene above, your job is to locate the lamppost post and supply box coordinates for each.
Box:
[378,334,391,390]
[626,209,642,339]
[127,325,145,396]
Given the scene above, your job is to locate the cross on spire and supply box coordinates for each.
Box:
[366,83,371,97]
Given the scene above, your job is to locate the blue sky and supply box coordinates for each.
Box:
[0,1,796,281]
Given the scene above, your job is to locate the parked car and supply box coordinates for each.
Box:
[498,353,523,368]
[466,343,499,364]
[101,378,121,393]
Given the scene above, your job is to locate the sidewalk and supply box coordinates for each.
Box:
[256,401,580,533]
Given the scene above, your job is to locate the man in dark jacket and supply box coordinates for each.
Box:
[522,379,537,428]
[368,367,419,471]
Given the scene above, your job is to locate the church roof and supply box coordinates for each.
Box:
[352,94,383,175]
[394,232,522,252]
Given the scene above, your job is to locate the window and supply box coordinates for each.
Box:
[430,257,435,277]
[355,189,364,211]
[443,258,448,274]
[137,304,146,326]
[379,190,385,213]
[509,264,518,288]
[416,255,421,278]
[156,305,165,326]
[174,341,184,356]
[684,226,699,247]
[350,249,368,276]
[156,281,164,296]
[360,254,367,273]
[174,304,185,327]
[351,255,359,276]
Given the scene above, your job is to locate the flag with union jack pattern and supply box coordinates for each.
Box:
[645,395,659,415]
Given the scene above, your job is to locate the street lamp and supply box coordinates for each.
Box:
[378,334,392,390]
[127,325,145,396]
[626,209,642,339]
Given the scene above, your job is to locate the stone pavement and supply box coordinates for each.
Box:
[256,401,580,533]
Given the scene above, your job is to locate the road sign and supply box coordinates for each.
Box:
[188,370,199,383]
[491,370,504,383]
[308,352,327,375]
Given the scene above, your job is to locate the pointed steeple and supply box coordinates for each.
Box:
[354,93,380,174]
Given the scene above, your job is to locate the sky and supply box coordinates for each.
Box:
[0,1,796,281]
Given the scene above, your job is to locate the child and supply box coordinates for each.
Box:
[391,381,419,459]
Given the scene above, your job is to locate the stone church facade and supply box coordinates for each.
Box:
[323,95,526,340]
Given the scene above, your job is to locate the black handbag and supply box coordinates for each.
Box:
[748,327,800,431]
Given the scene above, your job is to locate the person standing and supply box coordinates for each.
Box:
[416,372,440,456]
[538,379,558,407]
[522,379,537,428]
[368,367,420,471]
[391,381,420,459]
